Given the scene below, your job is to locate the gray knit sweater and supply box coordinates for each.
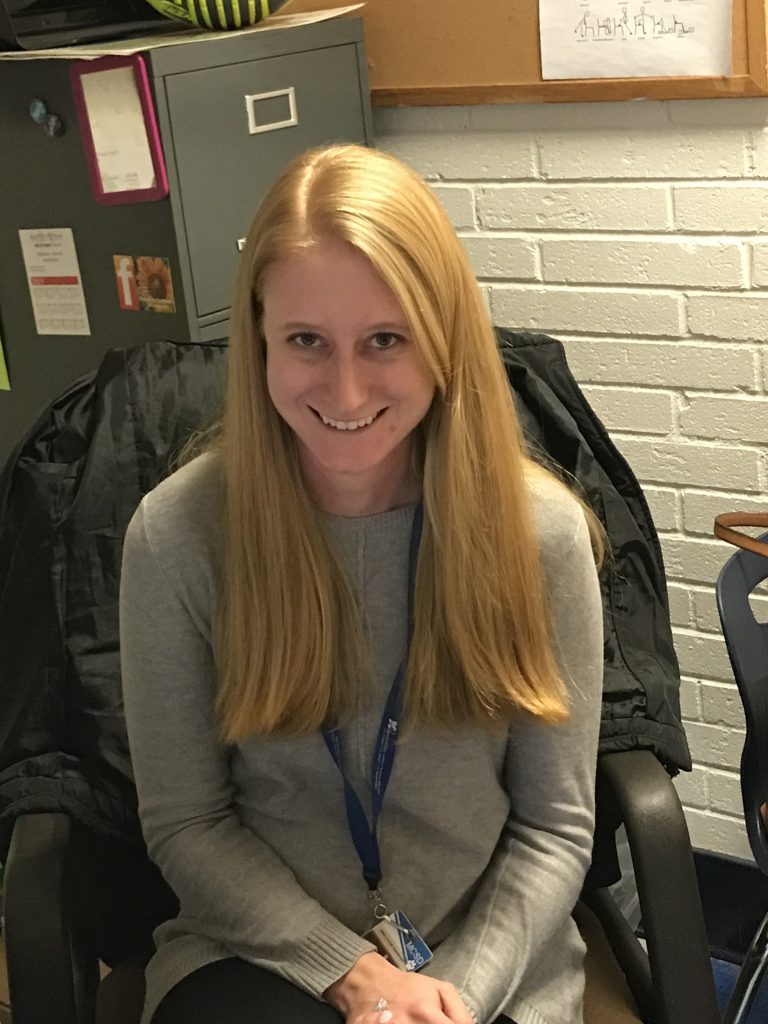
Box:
[120,453,603,1024]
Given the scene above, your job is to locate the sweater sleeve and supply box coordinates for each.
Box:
[422,505,604,1023]
[120,498,375,998]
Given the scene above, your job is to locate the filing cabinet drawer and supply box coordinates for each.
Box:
[165,44,366,320]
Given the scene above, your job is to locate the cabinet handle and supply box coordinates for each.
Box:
[245,86,298,135]
[237,237,247,252]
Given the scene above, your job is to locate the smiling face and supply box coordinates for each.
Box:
[261,237,436,515]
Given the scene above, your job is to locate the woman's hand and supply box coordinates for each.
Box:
[325,952,474,1024]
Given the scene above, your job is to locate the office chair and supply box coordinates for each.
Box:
[4,751,719,1024]
[1,333,721,1024]
[715,524,768,1024]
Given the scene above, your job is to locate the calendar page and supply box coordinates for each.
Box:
[18,228,91,336]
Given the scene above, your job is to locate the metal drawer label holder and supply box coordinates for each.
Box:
[245,86,298,135]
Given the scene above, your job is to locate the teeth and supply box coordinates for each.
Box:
[319,412,377,431]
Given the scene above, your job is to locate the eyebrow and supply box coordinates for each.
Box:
[276,321,411,333]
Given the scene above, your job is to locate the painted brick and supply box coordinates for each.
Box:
[683,490,768,536]
[669,99,768,128]
[580,386,674,435]
[459,235,538,280]
[663,537,744,585]
[667,583,693,628]
[688,294,768,342]
[476,184,670,232]
[700,682,745,730]
[691,586,724,634]
[470,100,670,132]
[374,107,471,135]
[684,807,752,858]
[644,487,679,531]
[492,287,681,338]
[674,768,708,810]
[431,185,475,230]
[751,129,768,177]
[674,184,768,233]
[707,770,744,816]
[613,438,761,491]
[672,629,735,683]
[683,720,745,770]
[751,244,768,287]
[563,341,756,393]
[680,676,702,721]
[541,239,743,289]
[380,133,536,181]
[691,585,768,633]
[680,395,768,443]
[539,131,748,180]
[751,587,768,622]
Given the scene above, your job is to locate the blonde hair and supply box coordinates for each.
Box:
[214,144,599,741]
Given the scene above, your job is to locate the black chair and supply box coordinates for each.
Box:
[1,335,721,1024]
[3,752,720,1024]
[716,531,768,1024]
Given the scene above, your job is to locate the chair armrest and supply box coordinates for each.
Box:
[4,812,99,1024]
[597,750,720,1024]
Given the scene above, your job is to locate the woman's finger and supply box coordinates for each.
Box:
[359,995,455,1024]
[368,997,394,1024]
[439,984,475,1024]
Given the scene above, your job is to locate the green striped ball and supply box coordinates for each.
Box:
[145,0,288,30]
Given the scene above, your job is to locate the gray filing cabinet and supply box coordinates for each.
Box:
[0,17,373,465]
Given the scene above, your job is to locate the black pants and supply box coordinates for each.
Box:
[152,959,517,1024]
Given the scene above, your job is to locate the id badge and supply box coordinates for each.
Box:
[363,910,433,972]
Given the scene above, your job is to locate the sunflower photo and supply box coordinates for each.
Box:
[135,256,176,314]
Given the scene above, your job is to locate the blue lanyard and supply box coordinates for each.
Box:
[322,504,423,892]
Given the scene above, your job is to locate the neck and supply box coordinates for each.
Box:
[301,449,421,517]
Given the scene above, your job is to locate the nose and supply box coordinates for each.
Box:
[325,352,369,414]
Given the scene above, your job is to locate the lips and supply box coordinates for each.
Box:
[312,408,386,431]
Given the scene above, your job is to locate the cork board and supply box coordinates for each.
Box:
[284,0,768,105]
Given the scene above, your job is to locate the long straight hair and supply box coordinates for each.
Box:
[213,145,599,741]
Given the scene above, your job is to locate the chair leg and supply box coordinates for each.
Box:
[722,909,768,1024]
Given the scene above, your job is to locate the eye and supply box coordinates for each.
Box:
[288,332,323,349]
[369,332,403,351]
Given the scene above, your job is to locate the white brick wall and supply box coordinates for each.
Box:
[674,184,768,232]
[541,238,744,289]
[644,487,680,531]
[477,184,671,231]
[565,340,757,391]
[376,98,768,860]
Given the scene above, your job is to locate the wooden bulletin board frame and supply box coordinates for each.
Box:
[284,0,768,105]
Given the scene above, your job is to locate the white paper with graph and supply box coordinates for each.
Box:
[539,0,732,80]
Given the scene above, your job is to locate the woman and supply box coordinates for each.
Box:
[120,144,604,1024]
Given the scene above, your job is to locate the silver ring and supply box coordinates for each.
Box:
[373,999,388,1012]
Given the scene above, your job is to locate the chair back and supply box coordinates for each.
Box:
[716,533,768,876]
[0,338,228,964]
